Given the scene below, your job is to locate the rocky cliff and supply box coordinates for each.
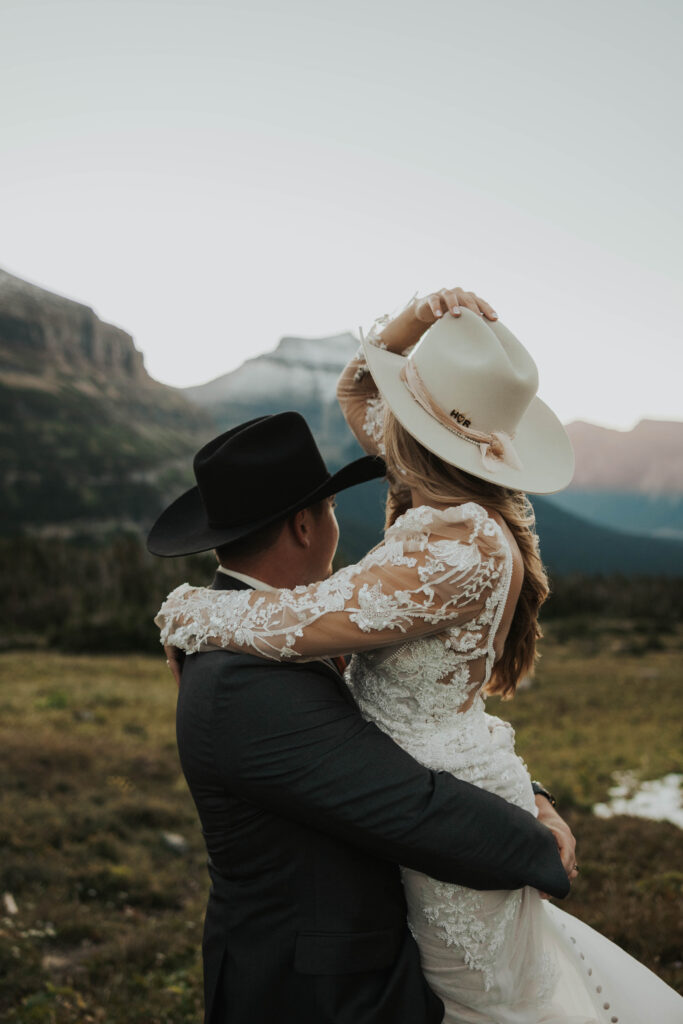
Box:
[0,268,212,536]
[0,268,148,385]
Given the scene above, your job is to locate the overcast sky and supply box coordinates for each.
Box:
[1,0,681,428]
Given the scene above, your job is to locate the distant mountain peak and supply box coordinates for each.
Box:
[183,331,358,407]
[274,332,358,362]
[565,418,683,494]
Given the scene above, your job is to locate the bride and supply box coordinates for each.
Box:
[156,287,682,1023]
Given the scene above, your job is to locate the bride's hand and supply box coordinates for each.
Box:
[414,287,498,324]
[373,286,498,355]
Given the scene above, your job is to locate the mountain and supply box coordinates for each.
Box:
[565,420,683,493]
[531,497,683,575]
[2,266,682,575]
[545,420,683,540]
[334,480,683,574]
[181,339,683,574]
[184,333,361,464]
[0,268,212,535]
[545,490,683,541]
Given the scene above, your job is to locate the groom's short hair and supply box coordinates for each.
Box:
[215,498,327,565]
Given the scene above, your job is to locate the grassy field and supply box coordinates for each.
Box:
[1,627,682,1022]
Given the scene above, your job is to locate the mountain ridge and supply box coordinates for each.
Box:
[182,336,683,540]
[181,332,683,494]
[564,418,683,494]
[2,267,682,573]
[0,268,147,385]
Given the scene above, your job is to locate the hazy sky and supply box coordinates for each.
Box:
[1,0,681,428]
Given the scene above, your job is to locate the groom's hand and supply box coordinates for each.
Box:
[535,795,578,896]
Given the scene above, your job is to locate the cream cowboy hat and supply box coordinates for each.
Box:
[361,308,574,494]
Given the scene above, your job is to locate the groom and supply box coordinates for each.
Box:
[148,413,575,1024]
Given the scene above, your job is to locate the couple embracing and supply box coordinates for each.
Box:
[149,287,682,1023]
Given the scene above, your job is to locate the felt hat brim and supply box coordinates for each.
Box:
[362,336,574,495]
[147,454,385,557]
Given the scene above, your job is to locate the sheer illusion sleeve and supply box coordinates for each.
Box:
[337,313,415,518]
[336,317,388,459]
[155,503,511,664]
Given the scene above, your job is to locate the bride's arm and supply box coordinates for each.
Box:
[156,503,509,664]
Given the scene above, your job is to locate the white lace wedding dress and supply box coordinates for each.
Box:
[155,345,683,1023]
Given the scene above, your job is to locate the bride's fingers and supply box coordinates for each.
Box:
[429,292,446,318]
[414,294,440,321]
[439,287,462,317]
[472,294,498,320]
[417,287,498,322]
[457,289,485,316]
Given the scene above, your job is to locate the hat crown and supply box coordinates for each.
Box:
[411,312,539,436]
[194,413,329,528]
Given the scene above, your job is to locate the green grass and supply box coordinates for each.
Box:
[493,621,683,808]
[1,635,682,1021]
[0,655,205,1023]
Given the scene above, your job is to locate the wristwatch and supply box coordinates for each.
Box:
[531,781,557,807]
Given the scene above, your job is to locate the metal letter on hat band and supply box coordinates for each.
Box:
[400,360,523,473]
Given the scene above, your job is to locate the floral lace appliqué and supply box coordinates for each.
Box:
[155,503,509,665]
[418,882,523,991]
[362,396,386,453]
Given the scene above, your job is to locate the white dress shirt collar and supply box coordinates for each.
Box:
[216,566,275,592]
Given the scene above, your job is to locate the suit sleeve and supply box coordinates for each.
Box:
[199,654,570,898]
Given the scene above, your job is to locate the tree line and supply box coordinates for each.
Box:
[2,534,681,654]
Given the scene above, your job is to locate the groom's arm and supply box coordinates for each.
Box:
[190,652,570,899]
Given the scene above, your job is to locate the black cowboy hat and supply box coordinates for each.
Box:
[147,412,386,557]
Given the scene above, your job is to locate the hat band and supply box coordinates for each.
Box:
[400,360,524,473]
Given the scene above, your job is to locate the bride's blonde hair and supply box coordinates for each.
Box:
[383,409,549,699]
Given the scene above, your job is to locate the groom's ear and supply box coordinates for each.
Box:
[289,508,312,549]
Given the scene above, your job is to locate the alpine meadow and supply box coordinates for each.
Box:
[1,269,682,1021]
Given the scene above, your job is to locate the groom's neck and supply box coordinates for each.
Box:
[217,545,316,591]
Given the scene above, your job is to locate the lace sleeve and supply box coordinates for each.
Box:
[155,503,511,664]
[336,315,389,458]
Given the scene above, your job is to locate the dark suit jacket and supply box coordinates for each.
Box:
[176,572,569,1024]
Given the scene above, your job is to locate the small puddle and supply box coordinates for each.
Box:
[593,772,683,829]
